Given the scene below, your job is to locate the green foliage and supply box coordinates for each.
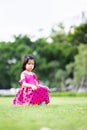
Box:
[68,20,87,45]
[0,35,33,88]
[51,23,68,43]
[1,21,87,90]
[73,44,87,87]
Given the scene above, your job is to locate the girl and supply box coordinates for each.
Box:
[13,55,50,105]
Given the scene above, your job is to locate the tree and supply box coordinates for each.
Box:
[50,23,68,44]
[68,20,87,45]
[0,35,33,89]
[73,44,87,89]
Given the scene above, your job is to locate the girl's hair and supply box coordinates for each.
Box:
[22,55,36,70]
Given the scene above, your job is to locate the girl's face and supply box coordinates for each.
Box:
[25,59,35,72]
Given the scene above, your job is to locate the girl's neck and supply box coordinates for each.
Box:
[24,70,33,74]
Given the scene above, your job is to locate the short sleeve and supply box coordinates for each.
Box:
[33,73,40,84]
[19,72,25,85]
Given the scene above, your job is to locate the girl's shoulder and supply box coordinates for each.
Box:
[20,71,25,75]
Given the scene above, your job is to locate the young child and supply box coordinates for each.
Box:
[13,55,50,106]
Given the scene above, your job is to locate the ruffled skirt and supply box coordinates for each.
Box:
[13,86,50,105]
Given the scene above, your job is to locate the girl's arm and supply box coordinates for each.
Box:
[34,73,49,90]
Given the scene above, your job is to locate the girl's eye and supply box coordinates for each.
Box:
[27,63,34,65]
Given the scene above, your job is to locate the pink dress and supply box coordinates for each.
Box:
[13,71,50,105]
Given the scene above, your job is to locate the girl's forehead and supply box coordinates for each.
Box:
[28,59,34,63]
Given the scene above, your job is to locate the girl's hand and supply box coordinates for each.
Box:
[46,86,49,91]
[43,86,49,91]
[31,84,37,90]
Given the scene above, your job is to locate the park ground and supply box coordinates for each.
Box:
[0,96,87,130]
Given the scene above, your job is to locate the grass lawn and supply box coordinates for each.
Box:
[0,96,87,130]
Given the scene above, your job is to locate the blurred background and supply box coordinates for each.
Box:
[0,0,87,95]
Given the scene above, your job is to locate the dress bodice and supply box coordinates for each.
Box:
[19,71,40,85]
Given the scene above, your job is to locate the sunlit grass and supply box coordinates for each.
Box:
[0,97,87,130]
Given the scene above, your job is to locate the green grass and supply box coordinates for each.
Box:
[49,91,87,97]
[0,97,87,130]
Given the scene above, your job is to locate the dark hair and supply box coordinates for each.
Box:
[22,55,36,70]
